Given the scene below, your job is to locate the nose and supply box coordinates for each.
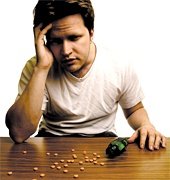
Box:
[61,40,72,57]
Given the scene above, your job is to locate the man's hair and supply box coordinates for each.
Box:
[33,0,95,32]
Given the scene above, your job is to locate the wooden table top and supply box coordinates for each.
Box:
[0,137,169,180]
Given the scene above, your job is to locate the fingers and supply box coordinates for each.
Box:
[33,23,54,69]
[154,134,167,149]
[34,23,43,41]
[139,127,148,149]
[41,23,53,36]
[132,126,167,151]
[148,130,167,150]
[153,134,161,150]
[34,23,52,44]
[161,136,167,148]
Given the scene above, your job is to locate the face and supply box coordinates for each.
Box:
[48,14,94,77]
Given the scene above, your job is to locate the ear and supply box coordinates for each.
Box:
[89,29,94,40]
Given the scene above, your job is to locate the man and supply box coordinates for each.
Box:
[6,0,166,151]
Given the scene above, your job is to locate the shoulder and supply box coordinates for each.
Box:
[19,56,37,84]
[22,56,37,76]
[16,57,37,99]
[23,56,37,70]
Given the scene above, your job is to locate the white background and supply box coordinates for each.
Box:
[0,0,170,137]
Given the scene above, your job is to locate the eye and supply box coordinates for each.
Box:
[69,35,81,41]
[48,38,63,45]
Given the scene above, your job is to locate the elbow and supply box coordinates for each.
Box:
[5,109,39,143]
[8,127,35,144]
[9,129,33,144]
[6,119,35,144]
[10,134,27,144]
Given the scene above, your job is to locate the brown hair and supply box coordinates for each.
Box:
[33,0,95,32]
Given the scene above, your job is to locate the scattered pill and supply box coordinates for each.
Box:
[93,161,98,165]
[40,173,45,177]
[73,174,79,178]
[97,155,101,158]
[93,152,97,156]
[57,166,61,170]
[9,147,105,179]
[80,167,85,171]
[89,159,93,162]
[85,159,89,162]
[63,169,68,173]
[100,162,105,166]
[50,165,56,169]
[7,171,12,176]
[72,154,77,159]
[79,161,83,165]
[64,164,68,168]
[33,167,38,171]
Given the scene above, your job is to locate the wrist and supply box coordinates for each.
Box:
[34,64,50,73]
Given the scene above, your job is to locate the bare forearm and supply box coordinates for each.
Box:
[127,108,153,130]
[127,107,166,150]
[6,67,49,143]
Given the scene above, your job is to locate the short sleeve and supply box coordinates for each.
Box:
[16,57,48,111]
[119,63,144,109]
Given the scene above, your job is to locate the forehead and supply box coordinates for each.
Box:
[50,14,85,35]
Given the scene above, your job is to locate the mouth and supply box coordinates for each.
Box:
[62,58,77,66]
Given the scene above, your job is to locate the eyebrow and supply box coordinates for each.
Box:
[50,31,83,38]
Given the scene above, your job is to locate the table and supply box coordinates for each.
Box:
[0,137,169,180]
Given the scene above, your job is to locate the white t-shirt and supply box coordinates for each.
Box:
[17,45,144,136]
